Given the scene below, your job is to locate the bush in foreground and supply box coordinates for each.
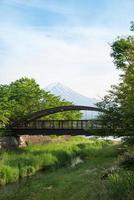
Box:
[106,171,134,200]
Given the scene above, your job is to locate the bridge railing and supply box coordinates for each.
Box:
[11,120,103,130]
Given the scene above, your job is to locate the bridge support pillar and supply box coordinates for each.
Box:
[0,136,20,149]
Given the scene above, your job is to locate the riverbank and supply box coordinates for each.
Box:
[0,137,133,200]
[0,137,113,186]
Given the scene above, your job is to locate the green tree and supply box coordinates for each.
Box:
[0,85,11,126]
[0,77,82,126]
[97,23,134,134]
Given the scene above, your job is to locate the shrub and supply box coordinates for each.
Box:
[118,151,134,170]
[122,136,134,146]
[0,165,19,185]
[36,153,58,170]
[19,165,36,178]
[107,171,134,200]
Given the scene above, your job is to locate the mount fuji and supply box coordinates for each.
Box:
[45,83,98,119]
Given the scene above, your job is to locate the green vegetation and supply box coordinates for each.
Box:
[0,137,111,186]
[92,22,134,198]
[0,21,133,200]
[0,77,82,128]
[0,137,133,200]
[97,22,134,135]
[105,145,134,200]
[106,171,134,200]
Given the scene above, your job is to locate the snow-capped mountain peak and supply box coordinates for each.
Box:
[45,82,98,119]
[45,82,97,106]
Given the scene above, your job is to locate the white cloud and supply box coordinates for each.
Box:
[0,25,122,98]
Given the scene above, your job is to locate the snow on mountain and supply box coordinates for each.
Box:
[45,82,98,119]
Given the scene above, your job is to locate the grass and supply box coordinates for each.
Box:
[106,171,134,200]
[0,137,113,186]
[0,137,133,200]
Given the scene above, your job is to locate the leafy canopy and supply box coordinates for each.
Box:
[0,78,82,126]
[97,23,134,133]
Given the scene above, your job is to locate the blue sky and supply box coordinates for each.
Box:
[0,0,133,98]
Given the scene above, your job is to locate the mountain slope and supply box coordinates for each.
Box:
[45,83,98,119]
[45,82,97,106]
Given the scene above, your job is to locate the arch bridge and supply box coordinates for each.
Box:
[10,105,103,136]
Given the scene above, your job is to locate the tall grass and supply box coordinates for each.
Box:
[103,139,134,200]
[0,137,112,186]
[106,171,134,200]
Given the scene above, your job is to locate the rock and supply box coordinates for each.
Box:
[0,136,19,149]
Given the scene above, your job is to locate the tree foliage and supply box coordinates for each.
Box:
[0,78,82,126]
[97,23,134,134]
